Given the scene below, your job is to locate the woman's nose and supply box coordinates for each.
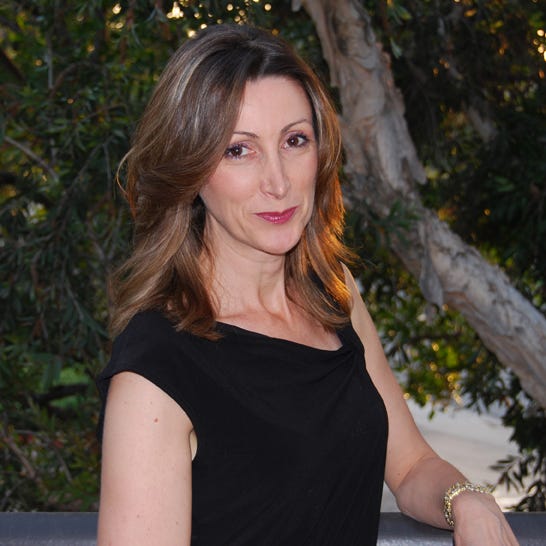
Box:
[260,152,290,199]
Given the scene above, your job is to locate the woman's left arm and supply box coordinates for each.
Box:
[343,266,519,545]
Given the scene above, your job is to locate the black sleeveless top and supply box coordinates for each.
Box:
[97,310,388,545]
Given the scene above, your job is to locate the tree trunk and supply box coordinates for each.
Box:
[294,0,546,409]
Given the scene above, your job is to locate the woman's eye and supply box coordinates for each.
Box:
[224,144,249,159]
[285,133,309,148]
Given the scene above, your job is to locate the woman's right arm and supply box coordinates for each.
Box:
[97,371,193,546]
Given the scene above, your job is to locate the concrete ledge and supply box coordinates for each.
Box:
[0,512,96,546]
[378,512,545,545]
[0,512,543,545]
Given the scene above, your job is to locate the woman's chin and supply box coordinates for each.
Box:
[259,237,303,257]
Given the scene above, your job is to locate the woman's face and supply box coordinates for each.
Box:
[199,76,318,261]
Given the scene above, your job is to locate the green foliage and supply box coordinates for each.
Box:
[1,0,545,512]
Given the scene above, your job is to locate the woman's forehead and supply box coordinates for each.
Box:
[234,76,312,130]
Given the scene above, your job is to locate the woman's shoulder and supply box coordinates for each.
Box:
[118,308,175,338]
[103,309,190,380]
[98,309,207,403]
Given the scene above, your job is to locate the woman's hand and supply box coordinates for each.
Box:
[452,491,520,546]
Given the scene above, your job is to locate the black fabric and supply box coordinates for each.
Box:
[97,310,388,545]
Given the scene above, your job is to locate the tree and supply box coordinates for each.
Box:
[1,0,544,511]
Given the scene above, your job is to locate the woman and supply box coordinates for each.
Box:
[97,24,518,545]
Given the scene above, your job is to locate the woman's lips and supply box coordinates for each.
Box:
[255,206,297,224]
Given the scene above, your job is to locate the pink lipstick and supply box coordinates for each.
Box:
[256,206,297,224]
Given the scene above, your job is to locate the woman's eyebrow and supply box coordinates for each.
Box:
[281,118,313,132]
[232,130,259,139]
[232,118,313,139]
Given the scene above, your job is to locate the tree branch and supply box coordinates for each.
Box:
[3,136,59,182]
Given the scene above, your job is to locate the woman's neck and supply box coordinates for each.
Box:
[206,251,290,320]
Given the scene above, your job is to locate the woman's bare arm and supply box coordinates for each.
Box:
[97,371,193,546]
[343,266,518,544]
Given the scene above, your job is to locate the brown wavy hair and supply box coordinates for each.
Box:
[110,24,353,338]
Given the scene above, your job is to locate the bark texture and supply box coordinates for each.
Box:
[294,0,546,409]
